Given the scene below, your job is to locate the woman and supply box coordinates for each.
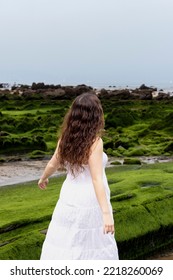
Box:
[38,92,119,260]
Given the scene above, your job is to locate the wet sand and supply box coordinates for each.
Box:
[0,159,64,187]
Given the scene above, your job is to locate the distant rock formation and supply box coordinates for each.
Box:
[139,83,157,91]
[0,82,172,101]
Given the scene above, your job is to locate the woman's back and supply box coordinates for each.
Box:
[59,151,110,208]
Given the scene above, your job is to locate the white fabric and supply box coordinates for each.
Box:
[40,152,119,260]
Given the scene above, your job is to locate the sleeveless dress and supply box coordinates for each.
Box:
[40,152,119,260]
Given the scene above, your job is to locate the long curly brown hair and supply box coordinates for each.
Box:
[57,92,104,175]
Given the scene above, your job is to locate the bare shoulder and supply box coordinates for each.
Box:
[88,138,103,169]
[54,139,61,153]
[90,137,103,154]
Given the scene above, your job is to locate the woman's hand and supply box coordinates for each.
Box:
[38,178,49,190]
[103,212,115,235]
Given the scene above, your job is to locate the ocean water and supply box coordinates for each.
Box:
[92,81,173,90]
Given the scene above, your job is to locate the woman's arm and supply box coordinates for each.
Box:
[38,140,60,190]
[88,138,114,234]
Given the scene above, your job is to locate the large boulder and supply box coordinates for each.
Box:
[139,90,153,100]
[139,84,157,91]
[155,92,170,100]
[62,84,93,98]
[63,86,75,98]
[132,89,153,100]
[43,88,66,98]
[111,89,131,99]
[74,84,93,95]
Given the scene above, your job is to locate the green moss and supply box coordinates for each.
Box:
[0,157,5,163]
[111,161,122,165]
[28,150,48,159]
[1,162,173,259]
[164,141,173,153]
[0,232,45,260]
[115,205,160,242]
[0,135,48,154]
[145,197,173,227]
[117,146,127,154]
[111,150,122,157]
[106,148,113,155]
[105,107,135,128]
[1,99,173,157]
[111,192,136,202]
[139,181,161,188]
[124,147,147,157]
[123,158,141,165]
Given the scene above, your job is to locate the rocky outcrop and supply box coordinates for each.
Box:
[155,92,171,100]
[139,84,157,91]
[41,88,66,99]
[0,83,172,101]
[132,89,153,100]
[99,88,153,100]
[16,84,93,99]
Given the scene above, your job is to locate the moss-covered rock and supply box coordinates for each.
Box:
[0,157,5,163]
[123,158,141,165]
[1,97,173,158]
[111,161,122,165]
[105,107,135,128]
[164,142,173,153]
[124,147,146,157]
[1,162,173,259]
[28,150,48,159]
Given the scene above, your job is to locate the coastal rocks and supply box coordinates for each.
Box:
[42,88,66,99]
[20,84,93,99]
[99,89,132,99]
[139,84,157,91]
[97,84,172,101]
[99,88,153,100]
[112,89,131,100]
[0,83,171,101]
[132,88,153,100]
[73,84,93,95]
[31,82,61,90]
[138,90,153,100]
[61,84,93,99]
[123,158,141,165]
[0,90,11,100]
[155,92,171,100]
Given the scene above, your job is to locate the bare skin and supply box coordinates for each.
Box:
[88,138,114,235]
[38,138,114,235]
[38,140,60,189]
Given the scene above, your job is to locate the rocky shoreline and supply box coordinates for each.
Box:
[1,83,173,101]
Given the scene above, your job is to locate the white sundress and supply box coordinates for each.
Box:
[40,152,119,260]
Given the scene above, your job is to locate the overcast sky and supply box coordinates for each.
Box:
[0,0,173,88]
